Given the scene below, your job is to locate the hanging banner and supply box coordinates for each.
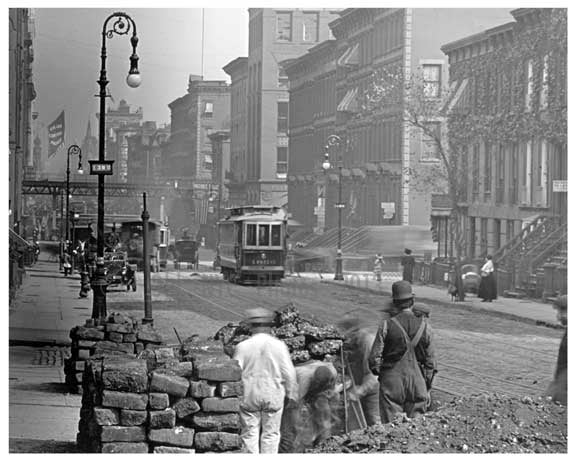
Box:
[47,110,65,158]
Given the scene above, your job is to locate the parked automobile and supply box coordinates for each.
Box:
[174,239,198,270]
[461,263,481,293]
[103,252,136,292]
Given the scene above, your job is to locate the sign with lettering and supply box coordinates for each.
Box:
[89,160,114,175]
[553,180,567,192]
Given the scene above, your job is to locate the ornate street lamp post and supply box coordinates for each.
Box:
[91,12,141,320]
[322,134,346,281]
[65,144,83,264]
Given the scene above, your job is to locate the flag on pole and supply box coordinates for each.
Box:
[47,110,65,157]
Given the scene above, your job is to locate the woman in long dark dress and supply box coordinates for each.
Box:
[478,255,497,302]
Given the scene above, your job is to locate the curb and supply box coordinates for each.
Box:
[321,279,562,330]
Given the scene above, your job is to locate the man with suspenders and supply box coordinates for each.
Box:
[368,280,437,423]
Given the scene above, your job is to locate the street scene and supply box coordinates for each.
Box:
[9,6,567,455]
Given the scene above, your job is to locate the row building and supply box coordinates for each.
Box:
[440,7,567,290]
[283,8,513,237]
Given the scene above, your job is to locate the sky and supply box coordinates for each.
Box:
[29,6,249,172]
[8,0,570,176]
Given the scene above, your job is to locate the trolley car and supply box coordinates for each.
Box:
[217,206,287,284]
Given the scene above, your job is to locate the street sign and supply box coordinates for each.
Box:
[381,202,395,219]
[553,180,567,192]
[89,160,114,175]
[334,203,346,209]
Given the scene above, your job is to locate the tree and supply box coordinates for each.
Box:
[360,60,470,266]
[360,9,567,299]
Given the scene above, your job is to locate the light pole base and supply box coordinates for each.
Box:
[334,258,344,281]
[142,317,154,326]
[90,260,108,320]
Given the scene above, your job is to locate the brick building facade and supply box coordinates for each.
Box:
[441,8,567,258]
[164,76,230,238]
[284,8,513,235]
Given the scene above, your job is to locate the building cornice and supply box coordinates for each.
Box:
[223,56,248,77]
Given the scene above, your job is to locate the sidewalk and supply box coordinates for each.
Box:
[8,258,180,450]
[290,270,560,328]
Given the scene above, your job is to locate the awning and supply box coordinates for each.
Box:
[337,43,359,67]
[9,228,32,251]
[328,173,339,182]
[365,163,379,172]
[351,168,366,178]
[441,78,469,114]
[337,87,359,113]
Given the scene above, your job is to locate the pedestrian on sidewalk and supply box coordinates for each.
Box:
[368,281,437,423]
[62,251,72,277]
[478,255,497,302]
[338,314,380,426]
[373,253,384,282]
[545,295,567,405]
[234,308,298,454]
[401,248,415,284]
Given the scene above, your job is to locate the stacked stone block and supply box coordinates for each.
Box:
[215,302,345,364]
[64,313,163,393]
[76,337,244,453]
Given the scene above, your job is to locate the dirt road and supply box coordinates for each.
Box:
[110,272,562,401]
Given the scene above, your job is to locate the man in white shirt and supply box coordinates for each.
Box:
[234,308,298,454]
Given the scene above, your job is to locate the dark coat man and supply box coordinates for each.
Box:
[368,281,437,423]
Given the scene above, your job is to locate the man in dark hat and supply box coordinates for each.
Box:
[545,295,567,405]
[401,248,415,284]
[368,280,437,423]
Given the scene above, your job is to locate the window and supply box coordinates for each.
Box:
[540,54,549,110]
[202,101,213,118]
[277,101,289,132]
[271,225,282,246]
[246,224,257,246]
[423,64,441,97]
[276,12,292,41]
[203,154,213,170]
[484,142,492,197]
[278,67,289,89]
[525,59,534,111]
[277,146,288,177]
[258,225,270,246]
[421,122,441,162]
[302,12,319,42]
[472,144,480,198]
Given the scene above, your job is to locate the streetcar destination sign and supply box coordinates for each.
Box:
[89,160,114,175]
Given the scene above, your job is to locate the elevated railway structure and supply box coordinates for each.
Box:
[22,176,214,198]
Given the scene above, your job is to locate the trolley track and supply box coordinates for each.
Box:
[149,275,560,400]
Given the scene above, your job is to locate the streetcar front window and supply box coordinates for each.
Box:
[246,224,257,246]
[271,225,281,246]
[258,225,270,246]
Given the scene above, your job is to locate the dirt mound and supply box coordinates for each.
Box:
[309,394,567,454]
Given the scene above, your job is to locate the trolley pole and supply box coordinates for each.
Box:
[141,192,153,325]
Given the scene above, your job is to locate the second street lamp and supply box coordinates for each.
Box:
[323,134,346,281]
[91,12,141,321]
[65,144,83,248]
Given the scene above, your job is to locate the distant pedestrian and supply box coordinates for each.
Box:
[234,308,298,454]
[545,295,567,405]
[478,255,497,302]
[368,281,437,423]
[373,253,384,282]
[62,252,72,276]
[401,248,415,283]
